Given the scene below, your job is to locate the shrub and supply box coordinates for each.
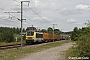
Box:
[69,27,90,60]
[77,35,90,58]
[1,30,14,43]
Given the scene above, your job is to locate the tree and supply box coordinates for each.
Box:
[85,20,90,27]
[40,29,47,32]
[54,29,61,35]
[69,27,90,58]
[2,30,14,43]
[71,27,79,41]
[23,28,25,32]
[0,33,2,42]
[16,27,20,34]
[47,27,53,34]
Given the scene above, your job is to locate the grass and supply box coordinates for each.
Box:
[0,42,25,46]
[66,46,80,60]
[0,40,71,60]
[66,41,82,60]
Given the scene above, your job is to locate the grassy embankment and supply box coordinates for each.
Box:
[66,43,78,60]
[0,40,71,60]
[66,36,90,60]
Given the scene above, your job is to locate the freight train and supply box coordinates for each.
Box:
[26,31,62,44]
[26,31,68,44]
[26,27,70,44]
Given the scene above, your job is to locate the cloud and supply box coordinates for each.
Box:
[75,4,89,10]
[67,19,77,23]
[62,8,66,11]
[0,0,90,32]
[59,4,90,16]
[67,19,82,25]
[50,2,61,10]
[75,22,82,25]
[0,15,9,19]
[33,17,50,21]
[33,0,40,7]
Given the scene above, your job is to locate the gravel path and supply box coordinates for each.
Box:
[19,42,75,60]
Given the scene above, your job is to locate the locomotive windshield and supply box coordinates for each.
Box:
[27,32,34,36]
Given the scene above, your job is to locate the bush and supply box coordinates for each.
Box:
[69,27,90,60]
[1,30,14,43]
[77,35,90,58]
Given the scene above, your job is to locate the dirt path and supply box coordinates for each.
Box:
[19,42,75,60]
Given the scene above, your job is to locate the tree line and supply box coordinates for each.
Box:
[40,27,72,35]
[0,26,71,43]
[40,27,62,35]
[0,27,25,43]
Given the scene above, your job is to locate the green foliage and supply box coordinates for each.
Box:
[40,27,71,35]
[77,35,90,58]
[0,27,14,43]
[40,27,61,35]
[71,27,79,41]
[54,29,61,35]
[85,20,90,27]
[69,27,90,59]
[0,27,25,43]
[2,31,14,43]
[0,27,23,34]
[40,29,47,33]
[47,27,53,34]
[71,27,90,41]
[23,35,26,41]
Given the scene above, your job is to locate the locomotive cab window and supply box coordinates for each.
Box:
[36,33,43,38]
[27,32,34,36]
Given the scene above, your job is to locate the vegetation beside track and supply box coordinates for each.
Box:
[66,27,90,60]
[0,40,71,60]
[0,27,25,43]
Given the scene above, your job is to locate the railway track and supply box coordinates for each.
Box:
[0,43,25,50]
[0,42,48,50]
[0,41,63,50]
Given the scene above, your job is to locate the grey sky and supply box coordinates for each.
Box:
[0,0,90,32]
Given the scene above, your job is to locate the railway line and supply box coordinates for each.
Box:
[0,42,46,50]
[0,41,62,50]
[0,43,25,50]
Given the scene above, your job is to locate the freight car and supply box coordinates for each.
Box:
[26,31,61,44]
[60,34,70,40]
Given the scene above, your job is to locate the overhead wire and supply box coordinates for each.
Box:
[0,8,37,28]
[14,0,51,24]
[0,7,21,27]
[0,8,20,21]
[0,0,54,29]
[13,0,50,28]
[0,2,41,29]
[14,0,42,27]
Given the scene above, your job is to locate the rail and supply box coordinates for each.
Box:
[0,43,25,50]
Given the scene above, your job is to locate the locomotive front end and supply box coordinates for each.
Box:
[26,31,35,44]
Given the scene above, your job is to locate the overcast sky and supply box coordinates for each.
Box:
[0,0,90,32]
